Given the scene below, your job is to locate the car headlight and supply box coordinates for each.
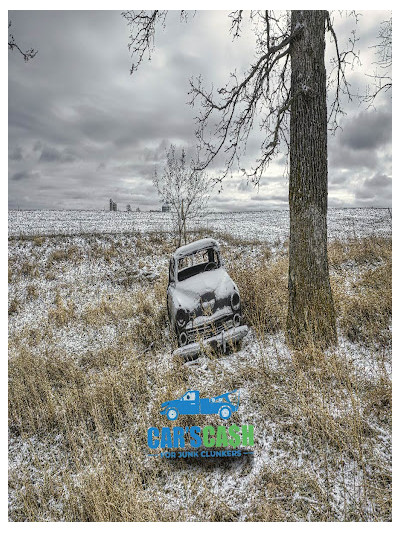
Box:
[233,313,241,327]
[231,292,240,311]
[176,308,188,328]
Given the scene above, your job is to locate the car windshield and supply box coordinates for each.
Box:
[177,247,220,282]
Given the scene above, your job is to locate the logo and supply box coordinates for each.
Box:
[147,389,254,459]
[159,389,240,420]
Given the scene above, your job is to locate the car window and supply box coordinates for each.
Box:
[177,248,220,281]
[178,251,206,270]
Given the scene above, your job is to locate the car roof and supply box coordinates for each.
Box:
[172,238,220,260]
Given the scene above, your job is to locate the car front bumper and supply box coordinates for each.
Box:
[173,324,249,359]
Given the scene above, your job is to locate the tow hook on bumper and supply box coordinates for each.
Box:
[173,325,249,359]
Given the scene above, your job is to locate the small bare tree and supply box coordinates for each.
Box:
[154,145,210,247]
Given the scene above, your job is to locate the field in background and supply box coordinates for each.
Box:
[8,207,391,242]
[8,209,391,521]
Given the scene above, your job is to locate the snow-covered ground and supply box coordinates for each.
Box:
[8,209,392,521]
[8,207,392,243]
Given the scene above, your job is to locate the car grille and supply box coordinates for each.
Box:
[186,316,234,343]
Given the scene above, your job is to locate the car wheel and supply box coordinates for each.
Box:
[219,406,232,420]
[167,408,178,421]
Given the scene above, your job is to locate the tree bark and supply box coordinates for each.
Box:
[287,10,337,349]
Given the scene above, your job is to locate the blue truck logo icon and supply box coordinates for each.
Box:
[160,390,240,421]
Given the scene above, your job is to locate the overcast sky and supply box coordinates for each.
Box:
[8,10,392,211]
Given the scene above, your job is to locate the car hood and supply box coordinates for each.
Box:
[172,268,236,311]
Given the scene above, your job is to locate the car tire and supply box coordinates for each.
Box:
[166,408,179,421]
[219,406,232,420]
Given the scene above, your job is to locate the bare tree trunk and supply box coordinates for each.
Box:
[177,210,182,247]
[181,199,187,245]
[287,10,337,349]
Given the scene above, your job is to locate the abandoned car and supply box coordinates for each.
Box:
[167,237,248,359]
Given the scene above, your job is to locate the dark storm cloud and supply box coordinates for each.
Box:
[329,143,379,171]
[8,10,391,210]
[339,108,392,151]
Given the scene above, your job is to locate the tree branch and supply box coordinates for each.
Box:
[326,11,360,132]
[8,20,37,62]
[189,12,303,184]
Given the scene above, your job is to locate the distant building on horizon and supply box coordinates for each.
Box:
[162,203,171,213]
[126,204,131,212]
[109,199,117,212]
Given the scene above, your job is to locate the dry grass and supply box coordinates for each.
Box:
[228,236,391,347]
[8,232,391,521]
[328,236,391,268]
[131,280,169,350]
[9,346,184,521]
[19,261,39,278]
[47,246,82,266]
[48,291,77,327]
[335,263,391,346]
[8,297,20,316]
[228,256,288,339]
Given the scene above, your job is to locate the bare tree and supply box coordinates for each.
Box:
[123,10,357,348]
[8,20,37,62]
[154,145,210,247]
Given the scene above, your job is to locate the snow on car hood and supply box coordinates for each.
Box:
[172,268,236,311]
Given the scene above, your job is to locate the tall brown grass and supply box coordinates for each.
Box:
[8,232,391,521]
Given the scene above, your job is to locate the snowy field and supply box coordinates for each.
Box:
[8,208,392,521]
[8,207,391,243]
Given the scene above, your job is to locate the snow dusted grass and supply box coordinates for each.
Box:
[8,222,391,521]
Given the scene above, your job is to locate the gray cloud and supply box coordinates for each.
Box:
[339,108,392,151]
[237,181,251,192]
[9,147,24,161]
[8,10,391,211]
[329,143,378,171]
[251,194,287,202]
[12,170,40,181]
[39,145,78,163]
[355,172,391,203]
